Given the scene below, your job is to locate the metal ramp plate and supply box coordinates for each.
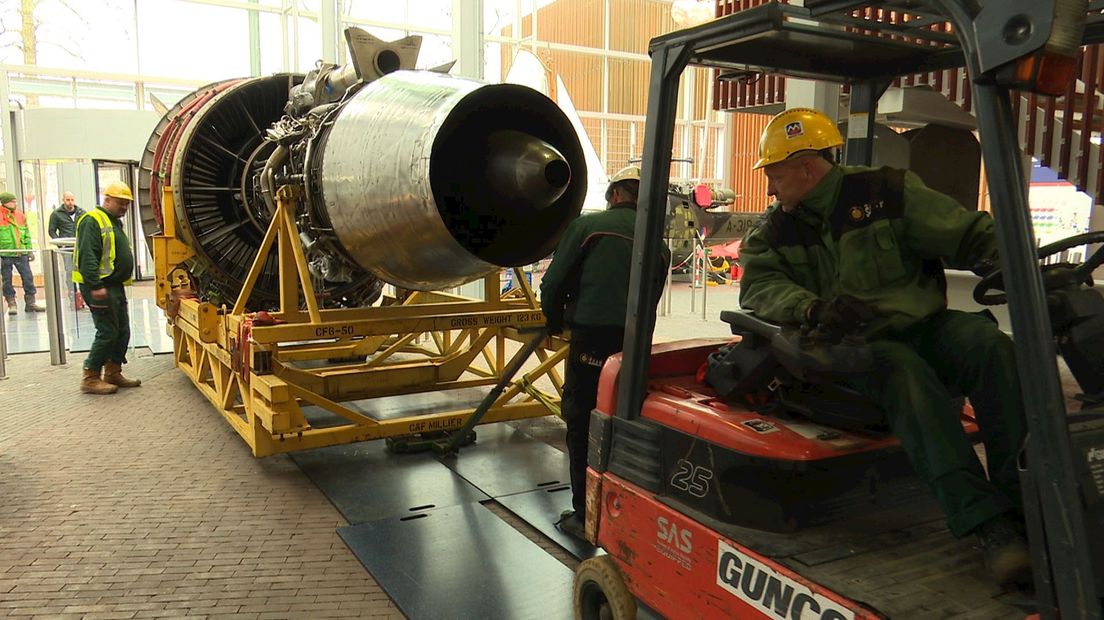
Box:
[290,441,489,524]
[291,422,574,530]
[340,386,492,420]
[441,422,571,497]
[338,502,574,620]
[299,386,491,428]
[496,484,600,561]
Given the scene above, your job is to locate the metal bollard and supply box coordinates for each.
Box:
[42,248,66,365]
[690,245,698,314]
[701,247,709,321]
[661,238,674,317]
[0,258,7,380]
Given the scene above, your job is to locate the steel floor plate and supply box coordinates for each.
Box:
[338,502,574,620]
[345,387,492,421]
[299,386,491,428]
[442,422,570,497]
[290,441,488,524]
[496,485,600,561]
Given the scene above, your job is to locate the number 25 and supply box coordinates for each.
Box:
[670,459,712,498]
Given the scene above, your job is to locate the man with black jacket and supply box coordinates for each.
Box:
[49,192,85,306]
[48,192,86,239]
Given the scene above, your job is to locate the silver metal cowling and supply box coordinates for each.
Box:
[316,70,585,291]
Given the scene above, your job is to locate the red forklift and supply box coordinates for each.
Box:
[573,2,1104,618]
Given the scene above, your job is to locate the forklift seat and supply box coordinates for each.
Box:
[712,310,888,432]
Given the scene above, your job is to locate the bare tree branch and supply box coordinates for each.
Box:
[37,39,80,60]
[42,0,89,29]
[10,0,93,71]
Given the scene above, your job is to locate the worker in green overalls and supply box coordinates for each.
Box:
[541,166,670,540]
[739,108,1030,588]
[74,181,140,395]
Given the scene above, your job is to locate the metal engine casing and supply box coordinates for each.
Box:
[139,30,586,309]
[312,70,584,290]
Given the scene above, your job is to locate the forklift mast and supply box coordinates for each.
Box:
[617,1,1103,618]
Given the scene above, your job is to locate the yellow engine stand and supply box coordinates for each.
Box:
[154,184,567,457]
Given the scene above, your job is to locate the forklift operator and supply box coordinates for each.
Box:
[541,165,669,541]
[738,107,1031,588]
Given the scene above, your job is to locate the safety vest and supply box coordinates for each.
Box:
[0,207,28,250]
[73,209,131,285]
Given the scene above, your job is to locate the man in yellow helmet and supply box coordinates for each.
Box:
[541,165,670,540]
[74,181,140,394]
[738,108,1030,587]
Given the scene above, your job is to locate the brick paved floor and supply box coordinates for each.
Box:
[0,352,405,620]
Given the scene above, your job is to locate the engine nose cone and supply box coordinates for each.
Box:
[485,130,571,210]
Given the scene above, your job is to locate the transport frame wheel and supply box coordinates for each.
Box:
[574,555,637,620]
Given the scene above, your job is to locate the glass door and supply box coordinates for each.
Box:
[92,160,151,280]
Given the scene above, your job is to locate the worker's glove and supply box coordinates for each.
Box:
[970,256,998,278]
[806,295,875,332]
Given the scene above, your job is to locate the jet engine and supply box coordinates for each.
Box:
[139,29,586,309]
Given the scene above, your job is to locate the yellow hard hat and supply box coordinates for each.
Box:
[753,108,843,169]
[103,181,134,201]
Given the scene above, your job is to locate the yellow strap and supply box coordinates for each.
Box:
[516,375,561,417]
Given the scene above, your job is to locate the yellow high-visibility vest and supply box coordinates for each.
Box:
[73,209,131,285]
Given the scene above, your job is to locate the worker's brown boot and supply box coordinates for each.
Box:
[81,368,118,395]
[24,294,45,313]
[103,361,141,388]
[976,516,1032,588]
[5,297,16,315]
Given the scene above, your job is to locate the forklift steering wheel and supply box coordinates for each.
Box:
[973,230,1104,305]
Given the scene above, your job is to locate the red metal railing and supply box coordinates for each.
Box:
[712,0,784,110]
[713,1,1104,202]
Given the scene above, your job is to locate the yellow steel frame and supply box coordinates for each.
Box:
[154,184,567,457]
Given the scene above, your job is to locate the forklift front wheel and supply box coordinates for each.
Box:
[573,555,637,620]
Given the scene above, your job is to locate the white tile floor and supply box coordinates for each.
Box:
[2,296,173,355]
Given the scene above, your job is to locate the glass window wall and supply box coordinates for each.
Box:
[135,2,252,80]
[486,0,723,184]
[0,0,732,367]
[0,0,725,187]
